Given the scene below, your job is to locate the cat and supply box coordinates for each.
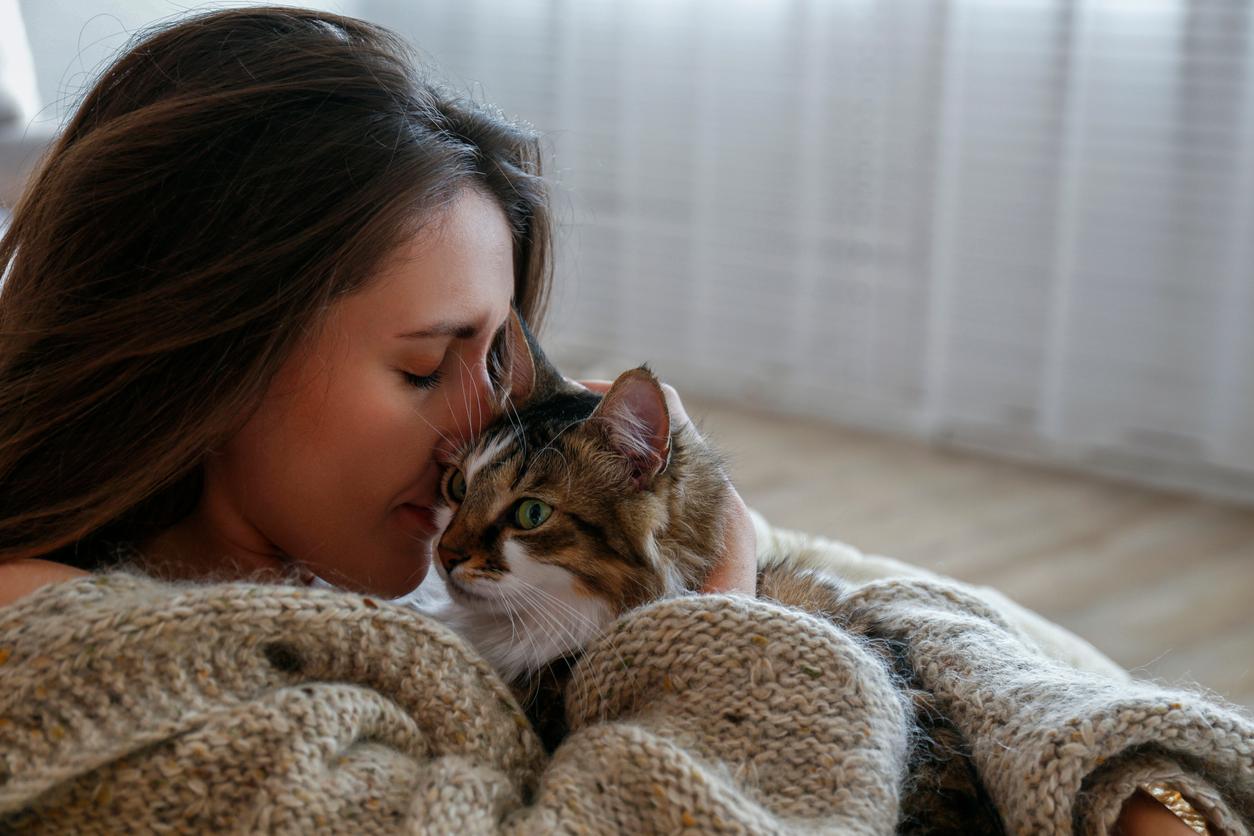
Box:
[425,310,1006,834]
[426,311,860,742]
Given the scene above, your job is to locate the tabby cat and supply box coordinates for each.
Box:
[431,311,736,685]
[428,311,1003,832]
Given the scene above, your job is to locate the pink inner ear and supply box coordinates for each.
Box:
[503,309,536,407]
[599,372,671,481]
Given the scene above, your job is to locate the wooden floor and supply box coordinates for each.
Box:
[683,395,1254,713]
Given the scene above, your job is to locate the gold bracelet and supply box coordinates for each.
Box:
[1141,783,1211,835]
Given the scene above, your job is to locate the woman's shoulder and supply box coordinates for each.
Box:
[0,559,91,607]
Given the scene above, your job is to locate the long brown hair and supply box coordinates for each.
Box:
[0,7,553,568]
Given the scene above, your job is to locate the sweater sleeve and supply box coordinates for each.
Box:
[2,574,916,834]
[0,573,542,833]
[837,578,1254,835]
[505,594,914,834]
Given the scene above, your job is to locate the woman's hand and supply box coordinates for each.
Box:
[699,487,758,596]
[578,378,757,597]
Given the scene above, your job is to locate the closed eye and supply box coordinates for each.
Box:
[403,369,444,390]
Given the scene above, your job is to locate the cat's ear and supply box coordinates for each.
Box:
[500,307,538,408]
[499,307,578,409]
[590,366,672,488]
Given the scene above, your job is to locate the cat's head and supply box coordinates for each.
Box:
[432,311,702,667]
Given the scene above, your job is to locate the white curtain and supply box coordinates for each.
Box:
[361,0,1254,504]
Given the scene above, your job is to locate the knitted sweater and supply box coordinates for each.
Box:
[1,571,1251,834]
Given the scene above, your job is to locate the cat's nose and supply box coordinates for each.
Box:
[438,545,470,573]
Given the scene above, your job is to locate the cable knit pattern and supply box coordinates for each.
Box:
[2,571,1252,834]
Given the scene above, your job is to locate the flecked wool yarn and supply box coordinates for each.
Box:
[2,571,1252,834]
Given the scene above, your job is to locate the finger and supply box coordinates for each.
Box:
[656,382,709,443]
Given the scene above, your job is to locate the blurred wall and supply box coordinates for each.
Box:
[13,0,1254,505]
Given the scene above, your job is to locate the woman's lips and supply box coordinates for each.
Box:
[396,503,441,538]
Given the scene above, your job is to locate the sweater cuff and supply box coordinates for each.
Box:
[1076,751,1249,836]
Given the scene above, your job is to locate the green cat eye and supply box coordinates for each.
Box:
[448,469,468,502]
[514,498,552,530]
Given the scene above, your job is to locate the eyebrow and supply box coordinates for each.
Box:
[395,318,511,351]
[395,322,479,340]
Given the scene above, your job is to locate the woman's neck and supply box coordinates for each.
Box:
[138,504,313,586]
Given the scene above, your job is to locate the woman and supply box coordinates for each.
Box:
[0,8,1244,833]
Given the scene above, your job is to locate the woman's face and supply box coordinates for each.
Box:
[199,188,515,597]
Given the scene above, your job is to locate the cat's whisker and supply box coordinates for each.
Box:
[496,396,529,468]
[454,352,485,442]
[438,384,479,463]
[502,395,527,456]
[538,446,570,477]
[492,583,522,646]
[511,586,569,654]
[496,596,542,707]
[410,403,459,453]
[509,581,598,664]
[508,581,615,712]
[497,391,517,431]
[510,577,636,698]
[450,361,474,449]
[500,584,561,663]
[510,576,603,634]
[507,590,577,714]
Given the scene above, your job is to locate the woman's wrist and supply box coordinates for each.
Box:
[1115,788,1210,835]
